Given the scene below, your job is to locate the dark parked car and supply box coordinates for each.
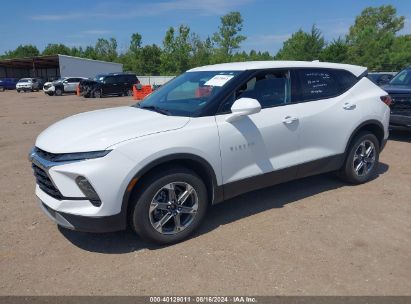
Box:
[383,67,411,129]
[79,73,139,98]
[0,78,19,91]
[367,72,396,86]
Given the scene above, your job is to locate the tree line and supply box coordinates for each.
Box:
[1,5,410,74]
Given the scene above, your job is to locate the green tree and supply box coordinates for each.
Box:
[83,46,98,60]
[387,35,411,71]
[320,38,349,63]
[275,25,325,60]
[130,33,143,54]
[212,11,246,62]
[138,44,162,75]
[3,44,40,58]
[42,43,71,56]
[190,35,213,67]
[94,38,118,61]
[69,46,84,57]
[346,5,407,71]
[347,5,404,42]
[160,25,192,74]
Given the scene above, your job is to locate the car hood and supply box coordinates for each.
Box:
[35,106,190,153]
[382,85,411,94]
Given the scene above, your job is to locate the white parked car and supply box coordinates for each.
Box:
[29,61,390,244]
[16,78,43,92]
[43,77,87,96]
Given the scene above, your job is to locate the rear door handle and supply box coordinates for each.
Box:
[282,115,298,124]
[343,102,356,110]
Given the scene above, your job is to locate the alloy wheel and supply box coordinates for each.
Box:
[352,139,376,177]
[149,182,198,235]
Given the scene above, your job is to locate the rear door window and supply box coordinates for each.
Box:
[296,69,341,101]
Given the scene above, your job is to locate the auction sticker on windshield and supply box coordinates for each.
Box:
[204,75,234,87]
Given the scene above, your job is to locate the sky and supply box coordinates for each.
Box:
[0,0,410,55]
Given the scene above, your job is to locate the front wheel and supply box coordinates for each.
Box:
[55,88,63,96]
[130,167,208,244]
[339,132,380,184]
[93,89,102,98]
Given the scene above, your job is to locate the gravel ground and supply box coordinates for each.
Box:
[0,90,410,295]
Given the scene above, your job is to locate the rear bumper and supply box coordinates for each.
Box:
[40,200,125,233]
[390,114,411,128]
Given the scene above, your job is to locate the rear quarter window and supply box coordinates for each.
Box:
[295,68,358,102]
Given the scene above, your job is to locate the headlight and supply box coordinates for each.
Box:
[51,150,112,162]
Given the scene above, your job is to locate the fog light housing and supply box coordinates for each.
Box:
[75,176,101,207]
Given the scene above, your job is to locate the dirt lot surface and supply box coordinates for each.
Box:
[0,90,410,296]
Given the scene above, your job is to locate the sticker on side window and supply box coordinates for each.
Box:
[204,75,234,87]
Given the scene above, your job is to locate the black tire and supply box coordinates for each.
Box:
[93,89,102,98]
[339,132,380,184]
[130,167,208,244]
[55,88,63,96]
[17,89,20,93]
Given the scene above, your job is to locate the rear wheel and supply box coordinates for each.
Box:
[340,132,380,184]
[130,167,208,244]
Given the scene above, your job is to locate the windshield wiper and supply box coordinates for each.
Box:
[138,105,171,115]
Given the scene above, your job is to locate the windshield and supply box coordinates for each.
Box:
[135,71,242,116]
[389,69,411,86]
[19,78,31,83]
[93,75,106,82]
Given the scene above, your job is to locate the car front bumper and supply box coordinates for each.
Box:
[39,200,125,232]
[16,85,32,89]
[29,147,138,232]
[43,86,55,93]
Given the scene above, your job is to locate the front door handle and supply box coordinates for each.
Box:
[343,102,356,110]
[282,115,298,124]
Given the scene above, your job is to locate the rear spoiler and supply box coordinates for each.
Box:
[357,69,369,79]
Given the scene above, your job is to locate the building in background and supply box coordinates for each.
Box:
[0,54,123,81]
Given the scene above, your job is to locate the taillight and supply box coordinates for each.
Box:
[380,95,392,106]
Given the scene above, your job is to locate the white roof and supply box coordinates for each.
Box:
[188,60,367,77]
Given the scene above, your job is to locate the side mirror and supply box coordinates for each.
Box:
[226,97,261,123]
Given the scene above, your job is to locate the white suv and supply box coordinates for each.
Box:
[29,61,390,244]
[43,77,87,96]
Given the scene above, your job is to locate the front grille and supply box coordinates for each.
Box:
[32,163,63,199]
[34,147,60,162]
[390,94,411,111]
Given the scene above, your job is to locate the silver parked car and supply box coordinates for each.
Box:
[16,78,43,92]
